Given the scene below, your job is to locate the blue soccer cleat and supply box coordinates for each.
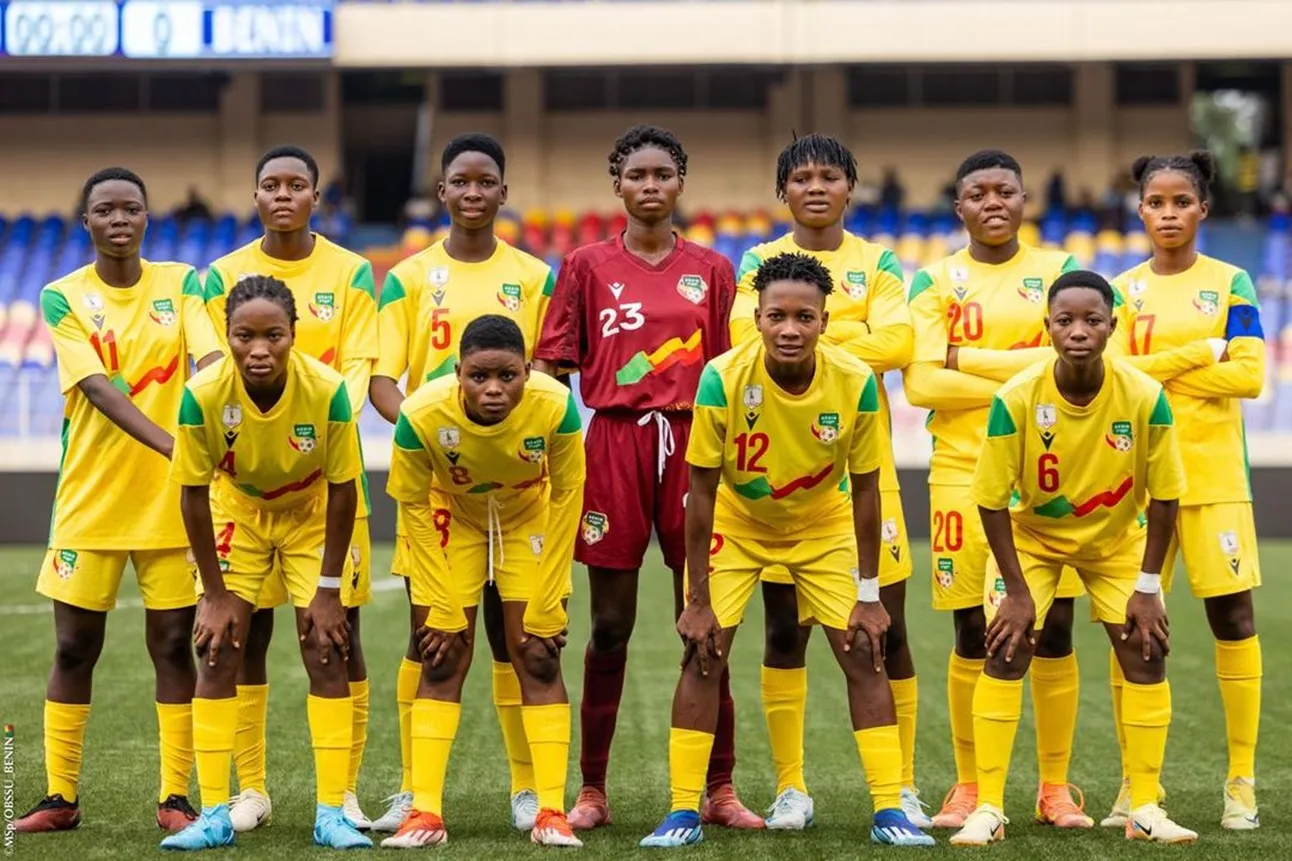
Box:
[872,808,937,846]
[314,802,374,849]
[640,810,703,848]
[160,804,235,851]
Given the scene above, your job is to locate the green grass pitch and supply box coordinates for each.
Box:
[1,541,1290,858]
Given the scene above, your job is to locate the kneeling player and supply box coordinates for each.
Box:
[382,315,585,849]
[951,270,1196,846]
[163,276,369,850]
[641,253,934,848]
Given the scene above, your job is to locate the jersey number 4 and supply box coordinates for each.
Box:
[599,302,645,337]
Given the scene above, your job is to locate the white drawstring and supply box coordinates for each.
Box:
[637,410,675,482]
[486,495,504,585]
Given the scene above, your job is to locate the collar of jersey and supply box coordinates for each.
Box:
[252,234,322,277]
[86,259,153,297]
[1044,356,1112,416]
[435,237,506,270]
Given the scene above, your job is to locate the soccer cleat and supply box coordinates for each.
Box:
[567,786,612,831]
[228,788,272,832]
[160,804,235,850]
[1035,783,1094,828]
[1125,803,1197,843]
[380,809,447,848]
[931,783,977,829]
[949,804,1007,846]
[313,802,373,849]
[1221,777,1259,831]
[640,810,703,848]
[531,808,583,847]
[764,788,815,831]
[370,791,413,833]
[157,794,200,832]
[12,794,81,832]
[342,790,372,830]
[1100,778,1131,828]
[872,808,937,846]
[701,784,764,829]
[512,789,540,831]
[900,787,934,830]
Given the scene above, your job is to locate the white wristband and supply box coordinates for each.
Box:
[318,576,342,590]
[1134,572,1161,594]
[857,576,880,603]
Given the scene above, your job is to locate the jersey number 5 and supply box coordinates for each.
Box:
[1038,452,1060,492]
[431,308,452,350]
[599,302,645,337]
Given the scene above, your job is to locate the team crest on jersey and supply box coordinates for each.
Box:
[83,292,106,329]
[1105,420,1134,452]
[843,271,868,301]
[309,292,336,322]
[1193,289,1220,316]
[429,266,450,306]
[936,557,956,589]
[53,549,78,580]
[742,384,763,429]
[438,426,462,465]
[1218,529,1242,574]
[149,298,177,326]
[987,576,1007,610]
[677,274,708,304]
[811,412,840,444]
[519,435,546,464]
[497,283,523,312]
[1036,403,1058,449]
[581,511,609,545]
[289,423,317,453]
[882,518,901,561]
[1128,279,1148,311]
[222,404,242,447]
[529,534,545,557]
[1019,277,1045,304]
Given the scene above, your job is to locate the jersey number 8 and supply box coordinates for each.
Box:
[599,302,646,337]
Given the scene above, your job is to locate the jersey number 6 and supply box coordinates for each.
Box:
[599,302,645,337]
[1038,452,1060,492]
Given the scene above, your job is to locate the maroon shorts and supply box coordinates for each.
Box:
[576,410,691,573]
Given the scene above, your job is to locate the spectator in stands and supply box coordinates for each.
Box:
[175,187,213,225]
[880,167,905,212]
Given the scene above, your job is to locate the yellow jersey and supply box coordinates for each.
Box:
[972,357,1186,560]
[171,350,362,513]
[1111,255,1265,506]
[376,239,554,393]
[688,338,884,542]
[42,261,221,550]
[905,245,1079,483]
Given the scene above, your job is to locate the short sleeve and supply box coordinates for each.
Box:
[203,265,229,333]
[907,270,947,364]
[386,410,436,504]
[170,387,215,486]
[534,255,584,366]
[325,382,363,484]
[42,286,105,393]
[181,268,223,362]
[1224,270,1264,340]
[971,395,1023,510]
[375,269,412,380]
[685,363,728,469]
[848,372,883,474]
[341,260,379,360]
[1145,388,1187,500]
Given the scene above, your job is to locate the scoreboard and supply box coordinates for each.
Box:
[0,0,334,59]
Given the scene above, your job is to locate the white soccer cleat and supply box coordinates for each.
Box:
[342,790,372,830]
[765,788,815,831]
[511,789,539,831]
[370,791,413,833]
[900,787,934,830]
[1100,778,1131,828]
[949,804,1007,846]
[1125,803,1197,843]
[1221,778,1259,831]
[228,789,272,833]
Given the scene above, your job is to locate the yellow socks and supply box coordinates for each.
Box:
[493,662,536,794]
[760,666,808,794]
[234,683,269,794]
[948,652,985,785]
[411,699,461,816]
[521,703,571,812]
[1122,680,1170,809]
[193,697,238,808]
[43,701,90,802]
[156,702,194,802]
[854,725,903,812]
[668,728,715,813]
[972,674,1024,809]
[307,694,353,807]
[348,679,370,794]
[1215,636,1261,780]
[1109,648,1128,779]
[397,658,421,794]
[1030,653,1078,785]
[889,676,918,788]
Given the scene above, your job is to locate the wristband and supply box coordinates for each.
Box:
[857,576,880,603]
[318,576,343,590]
[1134,572,1161,595]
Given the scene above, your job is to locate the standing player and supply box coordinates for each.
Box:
[15,168,221,834]
[641,253,933,848]
[203,146,378,831]
[532,125,759,831]
[381,315,585,849]
[730,134,924,829]
[902,151,1090,828]
[1108,151,1265,829]
[950,270,1196,846]
[369,133,555,834]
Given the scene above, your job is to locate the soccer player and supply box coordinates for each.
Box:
[161,276,369,850]
[15,168,221,834]
[1107,150,1265,829]
[950,269,1196,846]
[533,125,760,831]
[369,133,555,834]
[730,133,924,830]
[641,252,933,848]
[204,145,378,831]
[902,150,1090,828]
[381,315,585,848]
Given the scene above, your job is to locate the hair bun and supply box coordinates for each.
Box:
[1130,155,1155,184]
[1188,150,1218,184]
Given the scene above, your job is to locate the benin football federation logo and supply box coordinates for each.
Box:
[309,292,336,322]
[1105,420,1133,452]
[742,384,763,429]
[1036,403,1058,450]
[53,549,78,580]
[843,271,868,301]
[811,412,840,444]
[581,511,609,545]
[497,283,523,312]
[1193,289,1220,316]
[1219,530,1242,575]
[987,576,1007,610]
[289,423,317,453]
[149,298,177,326]
[1019,277,1044,304]
[882,518,901,562]
[519,435,546,464]
[936,558,955,589]
[677,274,708,304]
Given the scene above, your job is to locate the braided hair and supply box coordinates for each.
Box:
[608,125,688,179]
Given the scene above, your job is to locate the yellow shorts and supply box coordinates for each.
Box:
[200,493,354,610]
[930,484,1084,611]
[253,516,371,610]
[761,489,912,589]
[695,531,857,631]
[37,547,195,612]
[1164,502,1261,598]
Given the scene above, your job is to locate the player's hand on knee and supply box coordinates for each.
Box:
[194,591,242,667]
[677,601,723,677]
[417,625,469,669]
[302,590,350,665]
[520,628,568,658]
[986,592,1036,663]
[845,601,891,673]
[1123,593,1170,661]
